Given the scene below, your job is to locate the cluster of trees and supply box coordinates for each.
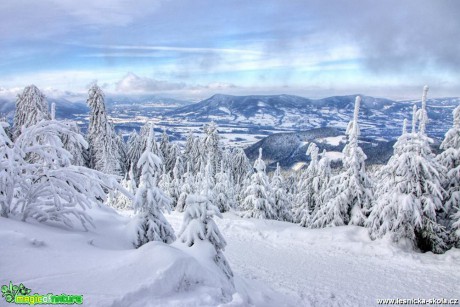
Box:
[110,86,460,255]
[2,83,459,259]
[1,84,235,281]
[0,85,122,230]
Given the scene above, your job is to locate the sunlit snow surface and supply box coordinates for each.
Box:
[1,207,459,306]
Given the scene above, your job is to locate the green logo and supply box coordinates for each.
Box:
[1,282,32,303]
[1,282,83,305]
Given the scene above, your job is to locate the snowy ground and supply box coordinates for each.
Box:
[205,213,460,306]
[1,207,459,306]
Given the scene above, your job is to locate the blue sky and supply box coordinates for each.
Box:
[0,0,459,100]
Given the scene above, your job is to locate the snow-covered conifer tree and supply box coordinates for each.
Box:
[128,122,164,183]
[367,86,449,253]
[60,120,87,166]
[232,147,252,187]
[271,163,292,221]
[133,124,175,248]
[160,128,172,170]
[202,122,222,177]
[191,137,204,174]
[178,194,233,281]
[169,156,183,208]
[106,168,135,211]
[312,150,332,216]
[221,148,233,173]
[13,85,49,139]
[285,172,299,202]
[199,157,216,199]
[437,104,460,246]
[242,148,276,219]
[1,120,123,228]
[176,162,195,212]
[48,103,87,167]
[127,129,140,165]
[0,122,16,217]
[166,142,181,174]
[183,130,195,165]
[293,143,320,225]
[237,176,251,210]
[159,165,172,199]
[311,96,373,228]
[214,161,234,213]
[116,130,129,174]
[86,84,123,175]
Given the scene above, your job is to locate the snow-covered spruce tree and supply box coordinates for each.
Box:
[116,130,129,174]
[0,122,16,217]
[293,143,320,225]
[13,85,50,139]
[128,122,164,183]
[285,171,299,201]
[191,136,204,174]
[221,148,233,173]
[0,115,13,141]
[169,156,183,208]
[183,130,195,168]
[213,161,233,213]
[232,147,252,190]
[311,96,373,228]
[60,120,88,166]
[367,87,449,253]
[295,148,332,227]
[198,157,216,200]
[106,171,135,211]
[159,165,172,199]
[97,122,124,175]
[48,103,87,167]
[0,120,123,228]
[437,104,460,246]
[312,150,332,216]
[271,163,292,222]
[127,129,142,183]
[166,142,181,174]
[127,129,140,165]
[237,176,251,210]
[159,128,172,171]
[133,124,175,248]
[178,194,234,281]
[202,122,222,177]
[86,84,123,175]
[176,162,195,212]
[242,148,276,219]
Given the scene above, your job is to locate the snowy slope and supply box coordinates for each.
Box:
[170,212,460,307]
[0,207,285,307]
[1,208,459,307]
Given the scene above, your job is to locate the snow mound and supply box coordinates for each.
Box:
[112,244,233,307]
[0,206,250,307]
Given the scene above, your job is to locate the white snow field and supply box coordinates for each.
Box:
[1,207,459,307]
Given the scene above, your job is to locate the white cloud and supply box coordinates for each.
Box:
[115,73,186,93]
[51,0,164,26]
[83,44,263,56]
[0,0,164,40]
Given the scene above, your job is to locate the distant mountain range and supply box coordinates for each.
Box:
[166,94,459,140]
[1,92,458,153]
[0,97,89,120]
[0,93,189,119]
